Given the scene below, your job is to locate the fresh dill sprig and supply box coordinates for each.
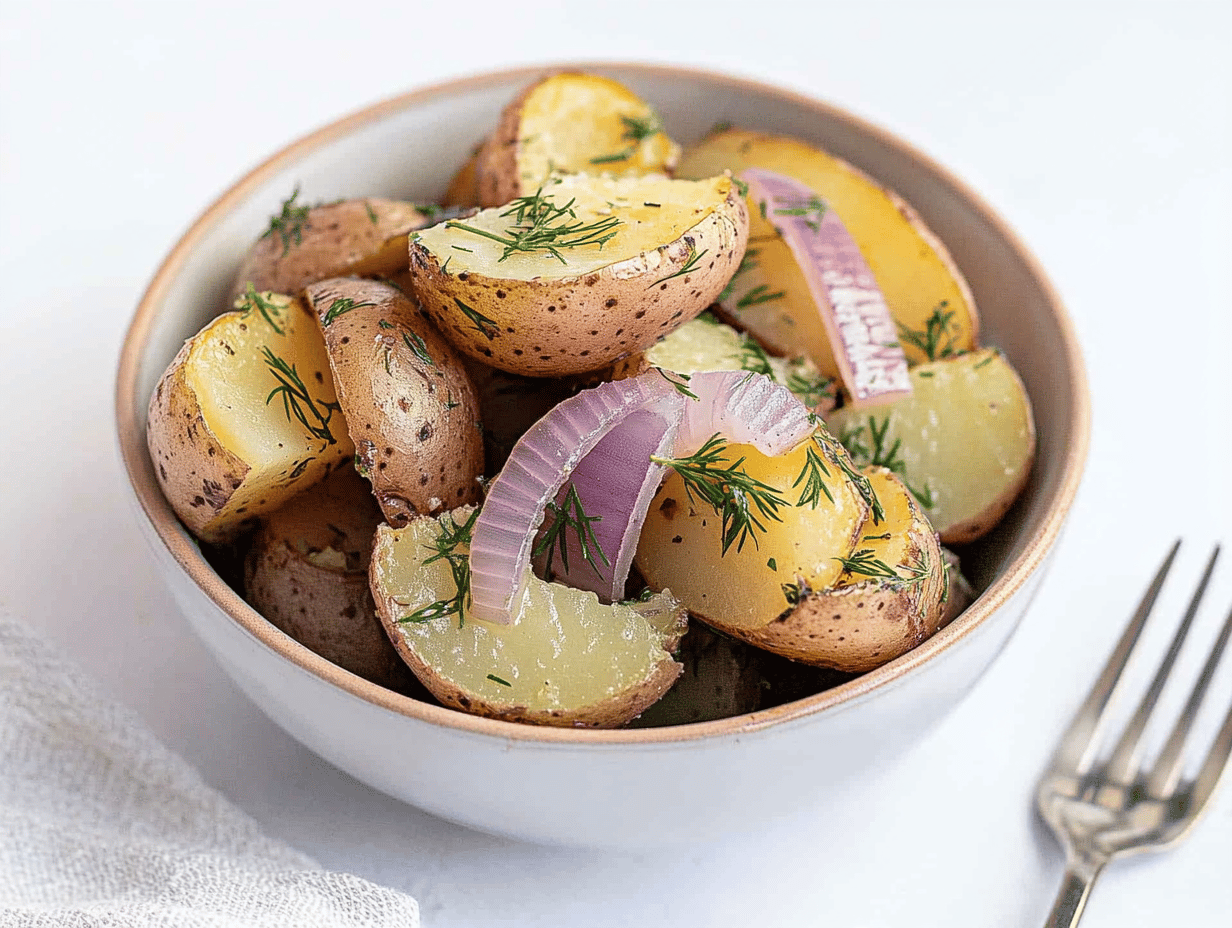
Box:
[261,186,311,257]
[654,367,698,400]
[620,112,663,143]
[652,434,788,555]
[399,508,481,626]
[736,284,785,309]
[321,297,375,326]
[791,443,836,508]
[718,248,760,303]
[737,335,774,377]
[403,331,434,367]
[774,195,827,233]
[262,348,341,445]
[837,417,934,511]
[364,200,379,225]
[835,547,901,581]
[239,283,285,335]
[446,188,622,264]
[454,297,499,340]
[813,431,885,524]
[534,484,610,581]
[785,368,835,409]
[897,302,961,361]
[781,578,811,606]
[652,240,707,287]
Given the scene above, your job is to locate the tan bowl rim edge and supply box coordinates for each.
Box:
[115,59,1092,746]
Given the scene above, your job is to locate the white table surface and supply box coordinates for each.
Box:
[3,1,1231,925]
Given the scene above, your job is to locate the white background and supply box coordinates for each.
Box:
[2,0,1231,925]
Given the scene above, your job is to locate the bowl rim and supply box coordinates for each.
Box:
[115,60,1091,745]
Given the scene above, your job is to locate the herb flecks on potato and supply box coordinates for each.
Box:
[677,128,979,377]
[828,348,1036,544]
[370,508,686,728]
[477,72,681,209]
[303,278,484,527]
[409,172,748,377]
[229,194,434,303]
[147,290,354,544]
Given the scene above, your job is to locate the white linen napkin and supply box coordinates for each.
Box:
[0,609,420,927]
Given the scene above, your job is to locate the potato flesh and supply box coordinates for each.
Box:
[677,130,978,371]
[836,467,921,588]
[635,438,867,630]
[415,173,726,279]
[372,517,684,713]
[826,348,1034,539]
[183,295,353,515]
[516,75,680,192]
[641,316,830,408]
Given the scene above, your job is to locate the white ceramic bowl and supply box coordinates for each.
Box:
[116,63,1089,848]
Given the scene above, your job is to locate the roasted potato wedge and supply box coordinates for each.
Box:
[827,347,1036,544]
[147,290,354,544]
[408,172,748,377]
[229,196,433,302]
[476,71,681,208]
[635,432,869,632]
[677,128,979,377]
[244,468,423,694]
[442,147,481,209]
[717,468,946,672]
[370,508,687,728]
[303,278,484,526]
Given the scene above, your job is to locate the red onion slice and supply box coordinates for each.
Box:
[468,376,681,624]
[676,370,816,457]
[741,168,911,407]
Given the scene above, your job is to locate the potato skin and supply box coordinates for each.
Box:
[147,338,253,542]
[304,278,484,526]
[703,470,947,673]
[408,182,749,377]
[230,197,431,302]
[244,469,423,694]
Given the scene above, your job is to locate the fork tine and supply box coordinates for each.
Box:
[1183,671,1232,831]
[1101,546,1221,785]
[1052,540,1181,775]
[1147,598,1232,798]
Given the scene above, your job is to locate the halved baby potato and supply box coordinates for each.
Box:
[303,278,484,526]
[408,172,749,377]
[720,467,947,672]
[634,432,869,632]
[613,313,836,413]
[827,347,1036,544]
[677,128,979,377]
[370,508,687,728]
[147,290,354,544]
[244,467,422,694]
[229,195,434,302]
[476,71,681,208]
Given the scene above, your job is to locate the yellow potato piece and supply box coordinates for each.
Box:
[371,509,686,728]
[827,348,1035,544]
[635,436,868,630]
[677,129,979,375]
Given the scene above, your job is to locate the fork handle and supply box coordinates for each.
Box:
[1044,857,1106,928]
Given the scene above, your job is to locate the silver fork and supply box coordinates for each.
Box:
[1036,540,1232,927]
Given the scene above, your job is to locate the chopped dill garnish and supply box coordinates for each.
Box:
[399,508,480,627]
[446,188,622,264]
[534,484,610,581]
[785,369,835,409]
[737,335,774,377]
[487,673,512,687]
[791,443,835,508]
[238,283,285,335]
[774,195,827,233]
[718,248,760,303]
[897,302,962,361]
[321,297,374,326]
[262,348,342,445]
[736,284,785,309]
[403,331,434,367]
[652,434,788,555]
[364,201,379,224]
[651,240,707,287]
[654,367,698,400]
[261,186,311,257]
[454,297,498,340]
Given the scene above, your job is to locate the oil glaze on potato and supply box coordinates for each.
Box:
[720,469,946,672]
[677,128,979,375]
[476,71,681,208]
[303,278,483,526]
[244,468,421,694]
[146,290,354,544]
[370,508,687,728]
[828,347,1036,544]
[229,196,432,302]
[409,172,748,377]
[635,434,868,631]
